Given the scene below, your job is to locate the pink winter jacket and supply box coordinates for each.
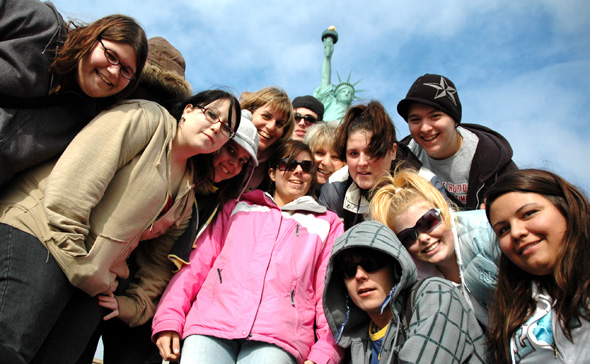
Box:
[152,190,344,364]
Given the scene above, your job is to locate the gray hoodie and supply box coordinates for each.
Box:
[322,221,491,364]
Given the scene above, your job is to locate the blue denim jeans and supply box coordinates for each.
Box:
[0,223,101,363]
[181,335,297,364]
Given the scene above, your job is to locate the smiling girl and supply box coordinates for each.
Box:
[485,169,590,363]
[370,169,501,327]
[240,87,295,191]
[0,90,240,363]
[1,0,149,186]
[153,140,344,364]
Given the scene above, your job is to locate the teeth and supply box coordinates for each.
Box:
[317,168,331,175]
[97,70,113,86]
[519,241,540,255]
[258,130,271,140]
[423,241,439,253]
[289,180,302,184]
[423,135,437,141]
[220,164,229,174]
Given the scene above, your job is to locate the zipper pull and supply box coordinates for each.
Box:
[291,290,295,306]
[217,268,222,283]
[296,224,299,237]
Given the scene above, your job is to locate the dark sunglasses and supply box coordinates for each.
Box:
[294,113,318,125]
[396,208,442,248]
[278,158,314,173]
[341,254,389,279]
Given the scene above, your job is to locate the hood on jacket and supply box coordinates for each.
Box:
[322,221,417,348]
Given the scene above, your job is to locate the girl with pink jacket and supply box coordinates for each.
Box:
[152,140,344,364]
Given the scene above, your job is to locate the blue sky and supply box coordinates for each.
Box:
[51,0,590,197]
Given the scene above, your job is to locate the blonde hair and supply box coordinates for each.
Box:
[303,121,339,155]
[240,87,295,146]
[370,168,454,232]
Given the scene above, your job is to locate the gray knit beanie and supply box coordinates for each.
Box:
[397,74,462,124]
[293,95,325,121]
[232,110,259,166]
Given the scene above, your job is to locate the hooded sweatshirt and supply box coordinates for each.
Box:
[323,221,491,364]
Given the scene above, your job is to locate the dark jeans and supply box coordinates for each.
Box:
[0,223,102,363]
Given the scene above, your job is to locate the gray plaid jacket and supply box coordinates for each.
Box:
[322,221,492,364]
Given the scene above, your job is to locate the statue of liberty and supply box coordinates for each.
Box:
[314,26,361,122]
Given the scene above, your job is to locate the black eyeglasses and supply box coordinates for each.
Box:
[197,106,236,139]
[396,209,442,247]
[294,113,318,125]
[99,38,136,80]
[341,254,389,279]
[278,158,314,173]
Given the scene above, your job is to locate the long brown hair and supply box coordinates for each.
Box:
[485,169,590,363]
[50,14,148,101]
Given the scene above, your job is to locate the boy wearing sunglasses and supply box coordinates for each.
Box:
[323,221,491,364]
[291,95,324,141]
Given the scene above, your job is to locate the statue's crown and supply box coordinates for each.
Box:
[334,71,362,97]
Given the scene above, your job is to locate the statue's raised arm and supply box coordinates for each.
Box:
[314,26,359,123]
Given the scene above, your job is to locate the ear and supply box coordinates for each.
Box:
[268,168,277,182]
[391,143,398,160]
[183,104,194,114]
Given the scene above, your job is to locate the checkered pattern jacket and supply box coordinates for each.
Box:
[322,221,492,363]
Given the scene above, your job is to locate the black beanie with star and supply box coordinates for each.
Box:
[397,74,462,124]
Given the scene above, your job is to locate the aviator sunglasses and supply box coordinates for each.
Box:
[278,158,314,173]
[396,208,442,247]
[341,253,389,279]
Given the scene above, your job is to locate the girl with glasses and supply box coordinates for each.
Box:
[484,169,590,364]
[323,221,490,364]
[153,140,344,364]
[0,90,240,363]
[239,87,295,191]
[0,0,149,187]
[369,169,500,328]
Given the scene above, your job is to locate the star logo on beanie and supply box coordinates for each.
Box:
[424,76,458,106]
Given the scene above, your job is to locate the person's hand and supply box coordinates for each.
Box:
[304,360,316,364]
[98,293,119,321]
[156,331,181,361]
[323,38,334,58]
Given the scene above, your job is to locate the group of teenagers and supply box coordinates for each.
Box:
[1,1,589,364]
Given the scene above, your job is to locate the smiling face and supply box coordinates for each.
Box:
[489,192,566,276]
[393,202,456,268]
[174,98,234,158]
[407,102,461,160]
[76,39,136,98]
[313,144,345,185]
[346,130,396,190]
[212,141,250,183]
[251,104,287,155]
[269,150,313,207]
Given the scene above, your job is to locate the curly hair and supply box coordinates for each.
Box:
[485,169,590,363]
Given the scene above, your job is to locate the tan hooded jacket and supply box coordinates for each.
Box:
[0,100,194,326]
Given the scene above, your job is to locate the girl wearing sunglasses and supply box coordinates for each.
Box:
[369,169,500,327]
[485,169,590,364]
[0,90,240,363]
[1,0,149,187]
[323,221,490,364]
[153,140,344,364]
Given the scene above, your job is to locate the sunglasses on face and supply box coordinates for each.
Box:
[278,158,314,173]
[341,254,389,279]
[396,208,442,248]
[294,113,318,125]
